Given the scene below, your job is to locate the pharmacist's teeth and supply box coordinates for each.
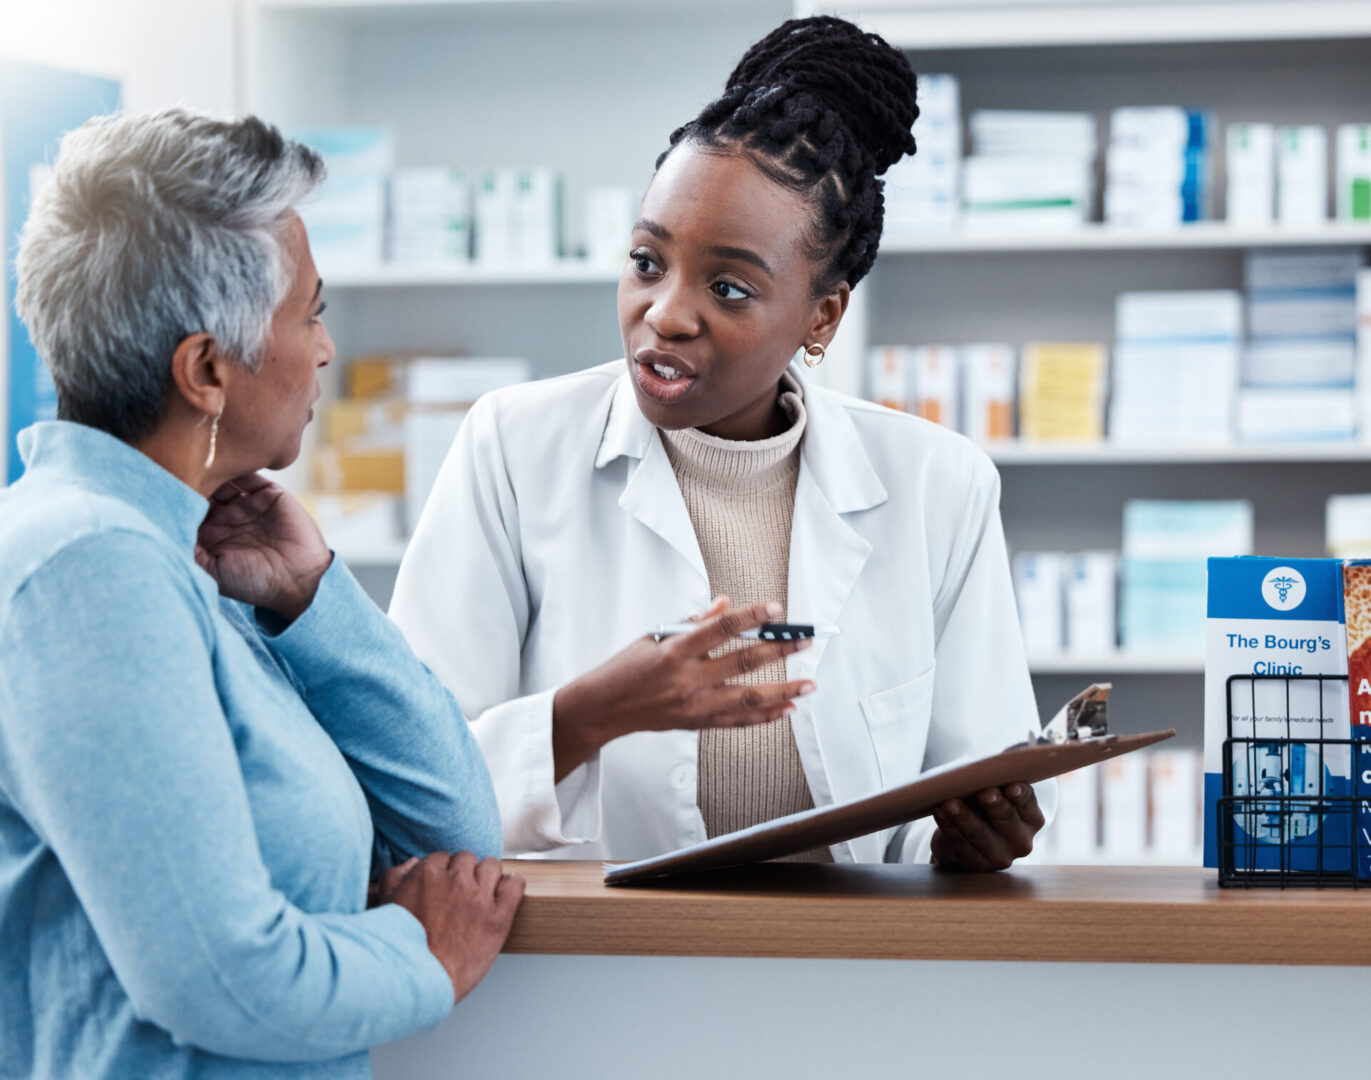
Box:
[652,364,681,381]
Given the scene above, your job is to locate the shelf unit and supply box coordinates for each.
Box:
[986,441,1371,465]
[882,222,1371,254]
[245,0,1371,740]
[1025,652,1204,675]
[801,0,1371,49]
[325,261,622,289]
[320,223,1371,288]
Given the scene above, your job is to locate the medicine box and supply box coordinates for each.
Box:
[1013,552,1064,656]
[1336,124,1371,222]
[1226,122,1275,227]
[960,344,1015,443]
[867,347,910,412]
[1276,125,1328,225]
[1064,551,1117,655]
[909,346,959,429]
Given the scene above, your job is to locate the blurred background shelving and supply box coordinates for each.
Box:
[237,0,1371,768]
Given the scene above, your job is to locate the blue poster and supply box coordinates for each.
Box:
[1,60,121,483]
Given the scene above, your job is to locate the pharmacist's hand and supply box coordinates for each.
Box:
[388,852,525,1005]
[195,473,333,624]
[550,597,817,782]
[930,783,1044,872]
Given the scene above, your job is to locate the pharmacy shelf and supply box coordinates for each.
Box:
[987,441,1371,466]
[318,226,1371,290]
[324,261,623,288]
[808,0,1371,50]
[1027,653,1205,675]
[882,223,1371,255]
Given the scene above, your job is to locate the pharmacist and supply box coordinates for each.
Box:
[391,16,1054,868]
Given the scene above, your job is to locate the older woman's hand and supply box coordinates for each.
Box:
[387,852,525,1005]
[930,783,1044,871]
[196,472,333,623]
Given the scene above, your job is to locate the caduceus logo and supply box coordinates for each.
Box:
[1262,566,1307,611]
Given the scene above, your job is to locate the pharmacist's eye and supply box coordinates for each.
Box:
[630,249,662,276]
[711,280,751,301]
[310,300,328,323]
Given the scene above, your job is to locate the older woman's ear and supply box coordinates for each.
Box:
[168,332,228,420]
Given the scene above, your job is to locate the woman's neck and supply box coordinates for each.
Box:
[699,388,792,441]
[132,408,225,498]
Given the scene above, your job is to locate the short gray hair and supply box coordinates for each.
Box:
[14,109,325,441]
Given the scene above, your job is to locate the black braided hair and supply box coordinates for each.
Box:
[656,16,919,292]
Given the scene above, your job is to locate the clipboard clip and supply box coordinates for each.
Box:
[1036,682,1111,744]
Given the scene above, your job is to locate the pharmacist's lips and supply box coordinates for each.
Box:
[634,349,697,378]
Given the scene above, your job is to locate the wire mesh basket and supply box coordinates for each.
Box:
[1218,673,1371,887]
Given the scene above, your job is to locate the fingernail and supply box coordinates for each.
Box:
[765,602,783,618]
[796,638,814,650]
[1008,784,1022,798]
[798,682,816,696]
[985,791,1000,805]
[947,802,961,817]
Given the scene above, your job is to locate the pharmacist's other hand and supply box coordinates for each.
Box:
[549,596,817,782]
[195,473,333,623]
[930,783,1044,872]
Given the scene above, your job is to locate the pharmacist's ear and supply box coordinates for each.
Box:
[807,281,850,350]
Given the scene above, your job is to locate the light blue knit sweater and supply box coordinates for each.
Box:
[0,421,501,1078]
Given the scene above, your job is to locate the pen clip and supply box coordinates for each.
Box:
[1038,682,1111,744]
[757,623,818,641]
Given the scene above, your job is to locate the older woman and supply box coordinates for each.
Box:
[0,110,522,1079]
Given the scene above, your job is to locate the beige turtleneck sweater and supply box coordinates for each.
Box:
[661,372,832,863]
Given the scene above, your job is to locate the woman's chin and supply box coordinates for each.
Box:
[631,385,700,431]
[265,439,304,475]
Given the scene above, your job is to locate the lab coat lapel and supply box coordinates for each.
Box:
[598,370,708,585]
[786,366,888,838]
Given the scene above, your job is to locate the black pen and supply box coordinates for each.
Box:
[653,622,841,642]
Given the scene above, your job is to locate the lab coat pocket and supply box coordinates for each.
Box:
[860,665,935,790]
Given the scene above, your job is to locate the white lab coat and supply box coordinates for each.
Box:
[390,360,1053,863]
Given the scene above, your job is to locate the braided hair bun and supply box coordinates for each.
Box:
[658,16,919,290]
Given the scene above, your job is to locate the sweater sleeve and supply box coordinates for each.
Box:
[389,396,604,854]
[0,532,454,1061]
[256,557,502,866]
[888,453,1057,864]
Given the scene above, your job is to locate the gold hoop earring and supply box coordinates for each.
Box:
[803,343,826,369]
[205,407,223,470]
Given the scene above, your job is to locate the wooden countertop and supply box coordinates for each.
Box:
[502,861,1371,965]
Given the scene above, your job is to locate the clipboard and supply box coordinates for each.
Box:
[604,684,1175,885]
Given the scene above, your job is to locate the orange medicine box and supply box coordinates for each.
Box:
[311,444,405,493]
[962,343,1016,443]
[910,345,958,429]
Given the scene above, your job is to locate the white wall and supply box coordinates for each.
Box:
[0,0,238,115]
